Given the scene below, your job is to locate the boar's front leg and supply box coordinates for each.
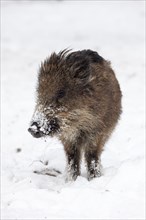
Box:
[85,142,103,181]
[64,143,81,181]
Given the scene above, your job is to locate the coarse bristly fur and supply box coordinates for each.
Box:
[28,49,122,181]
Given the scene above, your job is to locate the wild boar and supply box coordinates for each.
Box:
[28,49,122,181]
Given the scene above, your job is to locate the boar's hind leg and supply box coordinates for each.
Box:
[85,137,104,181]
[64,143,81,181]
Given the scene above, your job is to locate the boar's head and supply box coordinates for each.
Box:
[28,49,103,139]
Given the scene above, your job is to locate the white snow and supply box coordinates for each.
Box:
[1,1,145,219]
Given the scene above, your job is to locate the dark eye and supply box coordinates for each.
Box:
[56,89,66,100]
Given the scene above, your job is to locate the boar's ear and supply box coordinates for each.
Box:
[67,55,90,83]
[66,50,104,82]
[73,59,90,79]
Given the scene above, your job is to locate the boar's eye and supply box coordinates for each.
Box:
[56,89,66,100]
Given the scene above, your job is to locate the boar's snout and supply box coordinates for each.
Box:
[28,121,44,138]
[28,117,60,138]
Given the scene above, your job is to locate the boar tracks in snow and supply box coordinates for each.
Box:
[33,168,62,177]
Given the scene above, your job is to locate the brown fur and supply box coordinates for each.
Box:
[28,49,122,181]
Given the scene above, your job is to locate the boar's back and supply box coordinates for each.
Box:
[66,50,104,66]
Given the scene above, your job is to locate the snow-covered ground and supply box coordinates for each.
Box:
[1,1,145,219]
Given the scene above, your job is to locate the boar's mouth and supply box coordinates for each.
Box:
[28,118,60,138]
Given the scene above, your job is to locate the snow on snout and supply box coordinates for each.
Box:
[29,110,51,135]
